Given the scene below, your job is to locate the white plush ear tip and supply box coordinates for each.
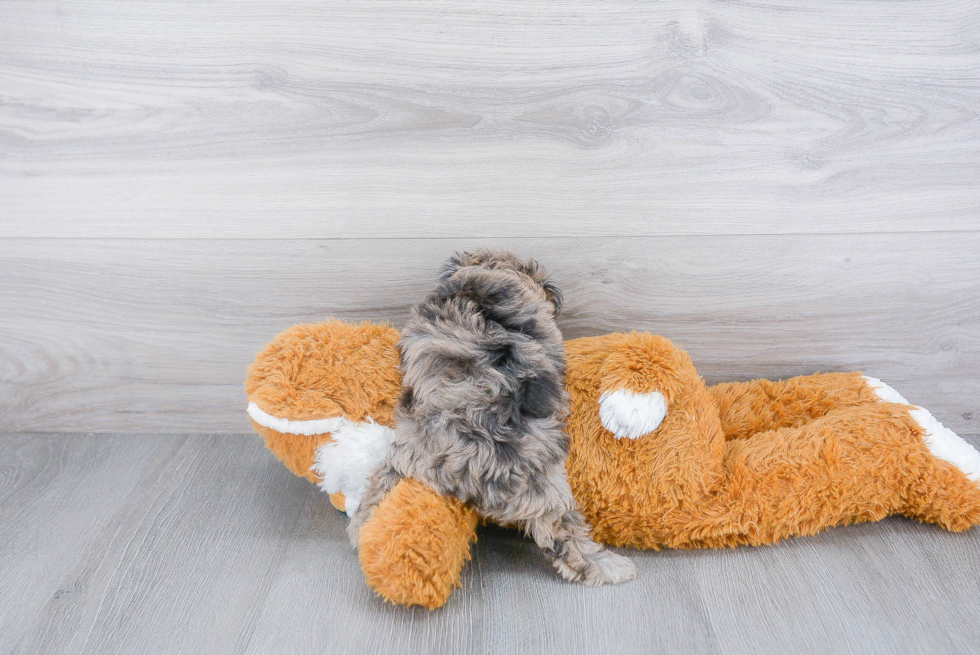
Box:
[909,407,980,485]
[862,376,910,405]
[598,389,668,439]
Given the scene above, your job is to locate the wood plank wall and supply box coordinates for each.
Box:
[1,0,978,434]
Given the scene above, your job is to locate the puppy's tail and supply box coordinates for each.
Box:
[359,478,479,610]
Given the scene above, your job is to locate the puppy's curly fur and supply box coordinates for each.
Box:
[349,250,634,586]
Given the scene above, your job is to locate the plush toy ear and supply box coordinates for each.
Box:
[597,331,694,404]
[359,479,479,610]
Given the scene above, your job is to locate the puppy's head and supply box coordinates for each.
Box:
[439,249,563,315]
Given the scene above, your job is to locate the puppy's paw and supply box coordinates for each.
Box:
[599,389,667,439]
[576,550,636,586]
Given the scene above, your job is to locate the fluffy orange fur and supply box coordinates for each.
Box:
[245,320,401,482]
[358,478,479,610]
[247,322,980,609]
[565,333,980,548]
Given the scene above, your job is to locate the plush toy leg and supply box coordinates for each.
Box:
[359,479,479,610]
[328,493,347,512]
[708,372,880,441]
[668,402,980,548]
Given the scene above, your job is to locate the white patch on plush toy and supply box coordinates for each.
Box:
[247,402,348,436]
[862,376,911,405]
[859,382,980,485]
[312,421,394,517]
[246,402,394,517]
[908,407,980,485]
[598,389,667,439]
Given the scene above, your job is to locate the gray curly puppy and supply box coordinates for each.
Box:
[349,249,635,586]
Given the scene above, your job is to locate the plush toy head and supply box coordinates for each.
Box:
[245,319,479,607]
[245,320,401,511]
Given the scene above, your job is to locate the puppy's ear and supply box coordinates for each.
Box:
[438,251,471,283]
[543,279,563,316]
[518,373,564,420]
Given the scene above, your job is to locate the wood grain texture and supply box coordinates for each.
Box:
[3,433,980,654]
[2,433,313,655]
[1,235,978,434]
[1,0,979,237]
[0,433,166,651]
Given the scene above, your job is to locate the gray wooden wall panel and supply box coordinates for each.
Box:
[1,0,979,237]
[1,0,978,435]
[1,235,977,434]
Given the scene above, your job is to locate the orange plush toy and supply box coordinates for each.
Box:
[246,320,980,609]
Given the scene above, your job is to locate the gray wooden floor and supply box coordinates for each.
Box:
[3,432,980,655]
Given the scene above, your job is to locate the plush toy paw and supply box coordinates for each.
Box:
[863,375,980,485]
[598,389,667,439]
[908,406,980,485]
[358,478,479,609]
